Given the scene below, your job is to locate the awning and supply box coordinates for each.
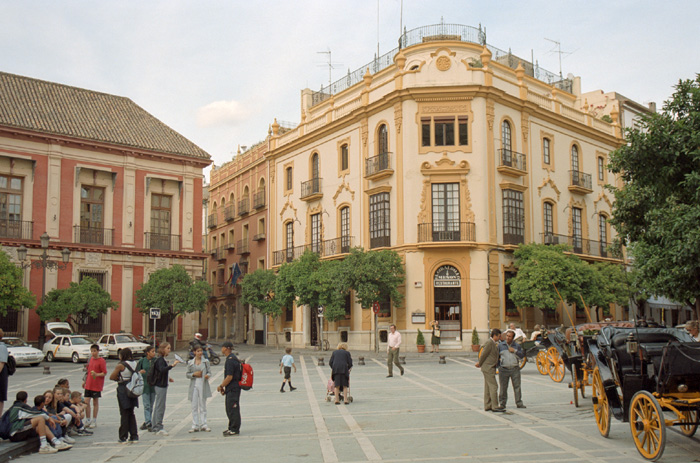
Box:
[646,296,688,311]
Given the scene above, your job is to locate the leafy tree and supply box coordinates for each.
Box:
[581,262,634,319]
[0,247,36,316]
[344,247,405,310]
[135,265,211,329]
[37,276,117,322]
[608,75,700,319]
[240,269,280,319]
[317,259,352,323]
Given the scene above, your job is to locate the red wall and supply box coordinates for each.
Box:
[111,265,122,333]
[132,266,145,335]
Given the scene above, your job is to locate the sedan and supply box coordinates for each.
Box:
[42,335,108,363]
[4,337,44,366]
[97,333,150,358]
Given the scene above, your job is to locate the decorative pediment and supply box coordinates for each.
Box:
[279,194,298,221]
[594,191,613,213]
[333,175,356,206]
[420,153,470,175]
[537,175,561,201]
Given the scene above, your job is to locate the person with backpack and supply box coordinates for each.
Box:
[150,342,180,436]
[83,344,107,428]
[0,328,9,416]
[186,345,212,433]
[2,391,72,453]
[217,341,241,436]
[109,348,139,443]
[136,345,156,430]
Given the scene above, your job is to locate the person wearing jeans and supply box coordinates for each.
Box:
[386,324,404,377]
[136,346,156,430]
[150,342,181,436]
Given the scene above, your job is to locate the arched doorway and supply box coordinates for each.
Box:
[433,265,462,341]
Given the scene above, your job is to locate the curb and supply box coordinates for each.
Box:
[0,437,39,463]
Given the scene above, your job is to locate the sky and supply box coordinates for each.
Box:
[2,1,699,177]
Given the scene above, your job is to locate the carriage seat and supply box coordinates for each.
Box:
[611,331,679,376]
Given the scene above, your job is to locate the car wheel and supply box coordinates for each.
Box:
[72,352,80,363]
[46,351,54,362]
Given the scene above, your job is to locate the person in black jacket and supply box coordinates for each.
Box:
[329,343,353,404]
[217,341,241,436]
[149,342,180,436]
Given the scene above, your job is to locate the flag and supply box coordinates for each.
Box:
[231,263,242,287]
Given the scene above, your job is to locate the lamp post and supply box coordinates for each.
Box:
[17,232,71,349]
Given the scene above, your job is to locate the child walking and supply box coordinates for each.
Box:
[279,347,297,392]
[186,346,212,432]
[83,344,106,428]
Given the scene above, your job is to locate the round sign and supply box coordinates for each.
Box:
[372,302,380,314]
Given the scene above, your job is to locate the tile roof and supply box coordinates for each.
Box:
[0,72,210,160]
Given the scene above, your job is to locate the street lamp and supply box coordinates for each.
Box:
[17,232,71,349]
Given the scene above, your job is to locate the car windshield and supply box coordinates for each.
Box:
[5,338,28,347]
[71,337,93,345]
[116,335,138,343]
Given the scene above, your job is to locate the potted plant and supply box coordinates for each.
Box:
[416,329,426,353]
[471,327,480,352]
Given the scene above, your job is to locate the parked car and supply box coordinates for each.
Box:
[4,337,44,366]
[97,333,150,358]
[42,335,107,363]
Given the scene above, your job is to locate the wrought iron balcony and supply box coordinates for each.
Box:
[272,236,354,265]
[540,233,617,259]
[224,241,236,250]
[210,247,224,260]
[300,178,322,201]
[236,239,250,255]
[370,235,391,249]
[145,232,181,251]
[498,149,527,176]
[569,170,593,193]
[74,226,113,246]
[0,219,33,240]
[417,222,476,242]
[224,205,235,221]
[365,152,392,179]
[208,214,218,229]
[238,198,249,216]
[254,189,265,209]
[503,233,525,246]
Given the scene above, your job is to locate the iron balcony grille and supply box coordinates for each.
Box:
[365,152,391,177]
[503,233,525,245]
[540,233,616,259]
[145,232,181,251]
[370,235,391,249]
[499,149,527,171]
[417,222,476,242]
[570,170,592,190]
[224,242,236,250]
[236,239,250,255]
[300,178,322,199]
[208,214,218,228]
[74,226,113,246]
[238,198,250,216]
[0,219,33,240]
[253,189,265,209]
[224,205,235,221]
[272,236,354,265]
[210,247,224,260]
[217,246,227,260]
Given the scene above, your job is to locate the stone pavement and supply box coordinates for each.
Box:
[2,345,698,462]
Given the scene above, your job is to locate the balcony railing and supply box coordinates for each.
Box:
[0,219,33,240]
[74,226,113,246]
[208,214,218,229]
[503,233,525,246]
[210,247,224,260]
[499,149,527,171]
[365,152,392,177]
[370,235,391,249]
[238,198,249,216]
[224,241,236,250]
[217,246,227,260]
[300,178,322,200]
[224,205,235,221]
[236,239,250,255]
[540,233,616,258]
[254,189,265,209]
[252,232,266,241]
[145,232,181,251]
[273,236,354,266]
[417,222,476,242]
[570,170,592,190]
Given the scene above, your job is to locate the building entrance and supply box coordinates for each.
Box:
[433,265,462,341]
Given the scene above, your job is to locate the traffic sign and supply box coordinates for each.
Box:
[149,308,161,320]
[318,306,324,315]
[372,301,380,314]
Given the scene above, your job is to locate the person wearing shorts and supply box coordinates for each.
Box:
[83,344,106,428]
[279,347,297,393]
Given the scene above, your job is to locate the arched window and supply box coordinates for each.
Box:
[501,120,512,153]
[571,145,580,172]
[311,153,319,179]
[378,124,388,155]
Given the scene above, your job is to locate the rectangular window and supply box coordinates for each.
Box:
[285,222,294,261]
[434,117,455,146]
[340,207,350,253]
[311,213,321,253]
[341,145,349,171]
[0,175,23,239]
[151,194,171,235]
[344,294,351,319]
[378,298,391,318]
[285,307,293,322]
[80,185,105,244]
[598,157,605,181]
[421,118,431,147]
[286,167,292,191]
[502,189,524,245]
[572,207,583,253]
[543,138,551,165]
[431,183,460,240]
[504,271,518,317]
[458,117,469,146]
[543,202,554,237]
[599,215,608,256]
[369,192,390,248]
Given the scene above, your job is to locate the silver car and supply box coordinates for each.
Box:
[4,337,44,366]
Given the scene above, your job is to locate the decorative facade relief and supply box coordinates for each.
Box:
[85,252,102,267]
[486,100,495,131]
[419,154,474,224]
[155,257,169,269]
[537,176,561,201]
[332,176,356,206]
[394,102,403,134]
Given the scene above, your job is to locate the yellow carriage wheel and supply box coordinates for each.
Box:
[535,351,548,375]
[679,408,698,437]
[547,347,565,383]
[629,390,666,461]
[591,367,611,438]
[572,367,579,407]
[519,356,528,370]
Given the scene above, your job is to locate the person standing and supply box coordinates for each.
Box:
[329,343,353,404]
[0,329,8,416]
[109,348,139,443]
[475,328,504,412]
[83,344,106,428]
[186,345,212,433]
[150,342,181,436]
[386,324,404,377]
[430,320,441,353]
[279,347,297,393]
[136,346,156,430]
[498,330,526,410]
[217,341,241,436]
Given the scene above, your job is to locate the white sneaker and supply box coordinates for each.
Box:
[61,436,76,444]
[54,441,72,451]
[156,430,169,436]
[200,425,211,432]
[87,421,97,429]
[188,427,199,433]
[39,445,58,454]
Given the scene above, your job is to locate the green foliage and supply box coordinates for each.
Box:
[316,259,352,323]
[240,269,281,319]
[608,75,700,318]
[344,248,405,310]
[135,265,210,317]
[416,329,425,345]
[600,114,613,123]
[0,248,36,316]
[37,276,117,322]
[471,326,479,345]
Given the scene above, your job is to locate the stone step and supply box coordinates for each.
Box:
[437,340,463,350]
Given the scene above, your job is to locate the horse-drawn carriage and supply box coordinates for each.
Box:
[586,325,700,461]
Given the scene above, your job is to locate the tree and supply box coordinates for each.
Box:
[608,75,700,319]
[37,276,117,322]
[135,265,211,329]
[317,259,352,323]
[580,262,634,320]
[0,247,36,317]
[344,248,405,310]
[240,269,280,319]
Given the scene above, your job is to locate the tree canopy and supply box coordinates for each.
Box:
[0,248,36,316]
[135,265,210,321]
[344,247,405,310]
[37,276,117,322]
[240,268,281,319]
[608,75,700,319]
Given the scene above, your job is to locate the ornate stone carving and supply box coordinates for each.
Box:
[279,194,298,221]
[155,257,169,269]
[436,55,452,71]
[422,105,469,113]
[332,176,356,206]
[361,119,368,148]
[486,100,495,131]
[394,102,403,134]
[594,191,613,212]
[521,113,530,143]
[537,175,561,201]
[85,252,101,267]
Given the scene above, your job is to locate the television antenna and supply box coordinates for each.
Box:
[317,49,342,89]
[544,38,575,78]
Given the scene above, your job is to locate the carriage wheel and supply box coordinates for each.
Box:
[572,368,579,407]
[679,408,698,437]
[629,390,666,461]
[519,356,528,370]
[591,367,610,438]
[535,351,548,375]
[547,347,565,383]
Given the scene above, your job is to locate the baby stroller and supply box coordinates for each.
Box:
[325,378,353,403]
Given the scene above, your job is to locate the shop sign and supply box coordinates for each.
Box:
[433,265,461,287]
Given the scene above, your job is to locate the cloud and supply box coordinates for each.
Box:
[196,99,249,128]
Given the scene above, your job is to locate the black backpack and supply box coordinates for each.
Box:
[6,356,16,376]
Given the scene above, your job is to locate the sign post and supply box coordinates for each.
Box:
[149,308,161,348]
[372,302,380,353]
[317,306,324,350]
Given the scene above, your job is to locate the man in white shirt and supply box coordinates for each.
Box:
[386,325,404,377]
[508,323,526,344]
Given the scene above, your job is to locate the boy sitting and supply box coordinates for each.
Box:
[57,388,91,436]
[7,391,72,453]
[32,395,74,446]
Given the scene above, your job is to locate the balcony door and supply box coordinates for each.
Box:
[432,183,460,241]
[150,194,172,250]
[80,186,105,244]
[0,175,22,239]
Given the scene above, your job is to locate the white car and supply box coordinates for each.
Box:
[4,337,44,366]
[42,335,108,363]
[97,333,150,358]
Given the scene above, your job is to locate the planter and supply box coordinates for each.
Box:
[417,344,426,353]
[471,344,480,352]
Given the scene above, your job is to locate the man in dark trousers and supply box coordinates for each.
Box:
[475,328,504,412]
[217,341,241,436]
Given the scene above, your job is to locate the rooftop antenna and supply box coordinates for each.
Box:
[544,38,574,78]
[317,48,341,89]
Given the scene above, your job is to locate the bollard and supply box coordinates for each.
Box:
[439,355,446,364]
[43,365,51,375]
[358,356,365,365]
[317,357,324,366]
[399,356,406,365]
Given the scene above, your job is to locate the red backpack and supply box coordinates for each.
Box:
[239,361,253,390]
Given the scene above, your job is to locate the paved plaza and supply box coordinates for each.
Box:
[2,345,699,463]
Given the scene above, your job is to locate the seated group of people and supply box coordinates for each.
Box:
[5,378,93,454]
